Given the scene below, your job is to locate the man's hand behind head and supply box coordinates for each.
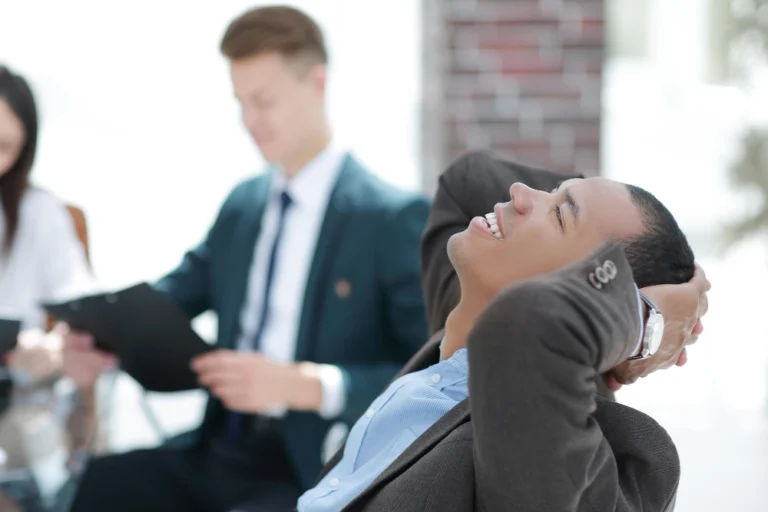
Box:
[606,264,710,391]
[60,323,117,389]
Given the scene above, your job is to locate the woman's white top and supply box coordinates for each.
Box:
[0,188,96,329]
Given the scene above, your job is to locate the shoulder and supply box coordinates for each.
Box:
[343,155,429,218]
[213,173,270,220]
[594,397,680,510]
[20,187,73,227]
[223,174,269,204]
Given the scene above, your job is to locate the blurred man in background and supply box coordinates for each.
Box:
[64,6,429,512]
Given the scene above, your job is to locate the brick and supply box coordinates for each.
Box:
[476,29,552,51]
[499,51,563,74]
[422,0,604,184]
[545,121,601,144]
[452,19,561,32]
[447,3,555,23]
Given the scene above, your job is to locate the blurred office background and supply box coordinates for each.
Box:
[0,0,766,510]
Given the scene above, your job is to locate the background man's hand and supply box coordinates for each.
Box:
[192,350,323,414]
[605,264,711,391]
[60,324,118,388]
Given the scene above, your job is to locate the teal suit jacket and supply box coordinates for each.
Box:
[154,155,429,487]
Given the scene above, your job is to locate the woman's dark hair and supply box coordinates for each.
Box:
[0,65,37,252]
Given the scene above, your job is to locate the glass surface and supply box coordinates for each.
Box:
[0,371,111,512]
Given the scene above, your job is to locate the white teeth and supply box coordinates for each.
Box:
[484,212,503,240]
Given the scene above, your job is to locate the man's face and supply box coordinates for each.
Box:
[230,52,325,165]
[447,177,644,295]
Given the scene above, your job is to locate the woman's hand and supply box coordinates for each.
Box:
[7,327,64,382]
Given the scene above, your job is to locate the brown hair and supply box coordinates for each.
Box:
[220,6,327,71]
[0,65,37,253]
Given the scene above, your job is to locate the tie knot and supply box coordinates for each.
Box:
[279,191,293,211]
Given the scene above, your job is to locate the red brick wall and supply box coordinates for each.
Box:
[421,0,605,193]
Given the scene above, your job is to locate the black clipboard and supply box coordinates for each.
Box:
[43,283,214,392]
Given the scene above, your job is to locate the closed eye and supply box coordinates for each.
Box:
[554,204,565,232]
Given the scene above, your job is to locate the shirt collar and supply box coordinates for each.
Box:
[442,347,468,375]
[425,346,468,390]
[270,141,347,209]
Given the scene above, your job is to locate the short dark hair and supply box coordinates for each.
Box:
[620,185,695,288]
[0,65,37,253]
[220,6,327,70]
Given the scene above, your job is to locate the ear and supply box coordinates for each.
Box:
[309,64,327,97]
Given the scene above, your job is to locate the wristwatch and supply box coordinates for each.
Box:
[628,292,664,360]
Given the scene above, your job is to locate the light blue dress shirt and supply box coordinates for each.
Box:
[298,286,644,511]
[297,348,470,512]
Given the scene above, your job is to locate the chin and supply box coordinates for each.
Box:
[257,148,278,164]
[254,141,281,163]
[446,231,471,269]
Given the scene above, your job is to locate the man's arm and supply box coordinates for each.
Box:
[154,238,213,320]
[421,151,573,334]
[154,182,251,318]
[335,196,430,422]
[468,244,678,511]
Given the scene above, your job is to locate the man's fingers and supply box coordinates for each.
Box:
[691,319,704,337]
[75,351,117,372]
[603,373,623,392]
[64,331,96,351]
[192,350,238,373]
[210,384,243,404]
[675,348,688,366]
[691,265,708,294]
[62,349,117,388]
[698,291,709,318]
[197,369,237,388]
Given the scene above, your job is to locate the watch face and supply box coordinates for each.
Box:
[647,314,664,355]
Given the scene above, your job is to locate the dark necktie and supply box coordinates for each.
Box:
[226,190,293,443]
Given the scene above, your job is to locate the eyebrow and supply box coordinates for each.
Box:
[564,188,580,224]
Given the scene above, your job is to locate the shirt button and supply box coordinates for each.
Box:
[330,477,340,488]
[431,374,441,384]
[365,408,375,418]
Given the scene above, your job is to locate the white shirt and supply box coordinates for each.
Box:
[0,188,96,330]
[236,143,347,418]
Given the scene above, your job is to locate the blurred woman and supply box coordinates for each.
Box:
[0,65,95,381]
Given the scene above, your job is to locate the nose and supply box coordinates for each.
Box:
[508,182,544,215]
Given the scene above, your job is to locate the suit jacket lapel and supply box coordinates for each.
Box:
[293,155,359,362]
[220,176,271,349]
[344,398,471,511]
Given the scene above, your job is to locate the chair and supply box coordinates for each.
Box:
[66,205,90,262]
[44,205,102,455]
[46,204,90,331]
[54,205,167,444]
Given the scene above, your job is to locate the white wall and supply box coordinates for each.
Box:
[0,0,422,293]
[605,1,768,510]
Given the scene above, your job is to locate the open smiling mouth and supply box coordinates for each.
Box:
[484,212,503,240]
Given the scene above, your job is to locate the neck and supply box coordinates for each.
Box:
[282,123,332,178]
[441,289,494,360]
